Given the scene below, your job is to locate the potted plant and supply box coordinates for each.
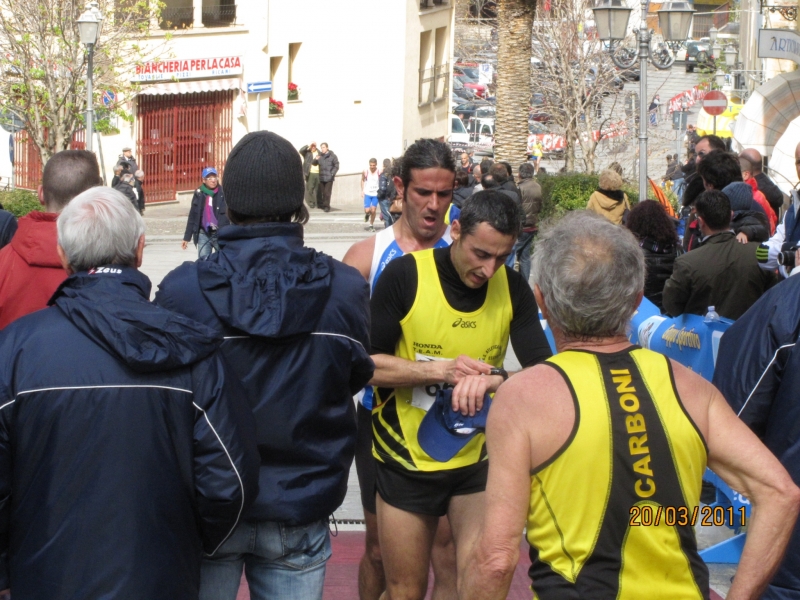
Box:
[288,82,299,101]
[268,98,284,115]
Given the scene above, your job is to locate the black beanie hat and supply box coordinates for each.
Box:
[222,131,305,217]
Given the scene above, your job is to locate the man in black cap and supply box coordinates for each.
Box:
[116,146,139,175]
[155,131,374,600]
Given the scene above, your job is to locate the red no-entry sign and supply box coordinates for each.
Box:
[703,91,728,116]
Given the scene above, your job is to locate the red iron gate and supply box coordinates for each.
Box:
[137,91,233,204]
[14,129,86,190]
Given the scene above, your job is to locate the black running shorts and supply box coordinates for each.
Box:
[375,459,488,517]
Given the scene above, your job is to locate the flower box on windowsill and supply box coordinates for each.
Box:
[268,99,284,116]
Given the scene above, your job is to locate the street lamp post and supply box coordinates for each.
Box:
[593,0,694,201]
[77,2,103,153]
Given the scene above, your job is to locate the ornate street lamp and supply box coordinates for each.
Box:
[658,1,696,43]
[76,2,103,152]
[592,0,632,41]
[593,0,695,201]
[724,45,738,68]
[715,69,726,89]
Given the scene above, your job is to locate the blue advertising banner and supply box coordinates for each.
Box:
[629,298,733,382]
[539,298,733,382]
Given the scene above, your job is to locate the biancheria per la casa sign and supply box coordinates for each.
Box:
[131,56,243,82]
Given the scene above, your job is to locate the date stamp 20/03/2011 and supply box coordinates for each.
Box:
[629,504,747,527]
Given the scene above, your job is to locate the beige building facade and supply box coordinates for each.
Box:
[98,0,455,205]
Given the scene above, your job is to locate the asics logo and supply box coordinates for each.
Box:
[452,318,477,329]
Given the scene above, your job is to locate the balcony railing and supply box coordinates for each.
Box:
[419,0,447,9]
[160,6,193,29]
[418,63,449,106]
[202,4,236,27]
[158,3,236,29]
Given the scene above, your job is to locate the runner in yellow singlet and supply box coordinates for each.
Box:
[368,190,552,600]
[460,211,800,600]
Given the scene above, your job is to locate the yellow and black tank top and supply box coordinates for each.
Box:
[372,248,513,472]
[528,348,709,599]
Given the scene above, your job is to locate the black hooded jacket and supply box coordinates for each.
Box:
[0,267,260,600]
[155,223,374,526]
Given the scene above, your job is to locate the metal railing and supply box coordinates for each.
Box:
[202,4,236,27]
[418,63,449,106]
[159,6,193,29]
[158,4,236,29]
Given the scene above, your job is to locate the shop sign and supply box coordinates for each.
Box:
[132,56,243,82]
[758,29,800,66]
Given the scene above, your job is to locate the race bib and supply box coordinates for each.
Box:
[411,353,454,411]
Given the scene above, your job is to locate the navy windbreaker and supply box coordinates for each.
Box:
[713,273,800,599]
[0,267,260,600]
[155,222,374,526]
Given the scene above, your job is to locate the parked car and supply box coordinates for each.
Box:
[453,101,495,120]
[449,116,470,145]
[454,65,481,81]
[529,108,554,123]
[454,73,486,98]
[466,117,494,145]
[685,39,714,72]
[453,78,476,101]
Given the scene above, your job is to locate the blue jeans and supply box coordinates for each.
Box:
[199,519,331,600]
[379,199,395,227]
[513,231,536,283]
[198,229,219,259]
[672,177,685,202]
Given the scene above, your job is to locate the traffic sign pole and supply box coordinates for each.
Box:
[702,90,728,137]
[245,82,272,131]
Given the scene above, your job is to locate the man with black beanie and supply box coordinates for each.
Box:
[155,131,374,600]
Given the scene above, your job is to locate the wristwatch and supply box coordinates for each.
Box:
[489,367,509,381]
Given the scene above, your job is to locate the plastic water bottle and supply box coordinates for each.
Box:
[704,306,720,323]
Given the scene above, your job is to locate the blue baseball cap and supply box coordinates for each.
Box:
[202,167,218,178]
[417,389,493,462]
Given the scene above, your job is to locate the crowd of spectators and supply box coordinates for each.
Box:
[0,135,799,600]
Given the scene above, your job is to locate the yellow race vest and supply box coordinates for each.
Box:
[372,249,513,472]
[527,348,709,599]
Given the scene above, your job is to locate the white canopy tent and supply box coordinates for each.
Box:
[732,70,800,156]
[766,116,800,195]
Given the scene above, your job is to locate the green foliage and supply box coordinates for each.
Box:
[0,189,41,217]
[540,173,596,217]
[538,173,680,218]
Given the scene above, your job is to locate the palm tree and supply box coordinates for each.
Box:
[494,0,538,170]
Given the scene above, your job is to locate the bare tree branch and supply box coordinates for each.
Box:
[0,0,165,164]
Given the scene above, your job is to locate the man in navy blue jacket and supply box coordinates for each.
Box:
[714,274,800,599]
[0,187,260,600]
[156,131,374,600]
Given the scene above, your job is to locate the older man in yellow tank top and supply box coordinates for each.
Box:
[461,210,800,600]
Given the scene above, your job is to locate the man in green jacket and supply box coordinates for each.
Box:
[662,189,775,319]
